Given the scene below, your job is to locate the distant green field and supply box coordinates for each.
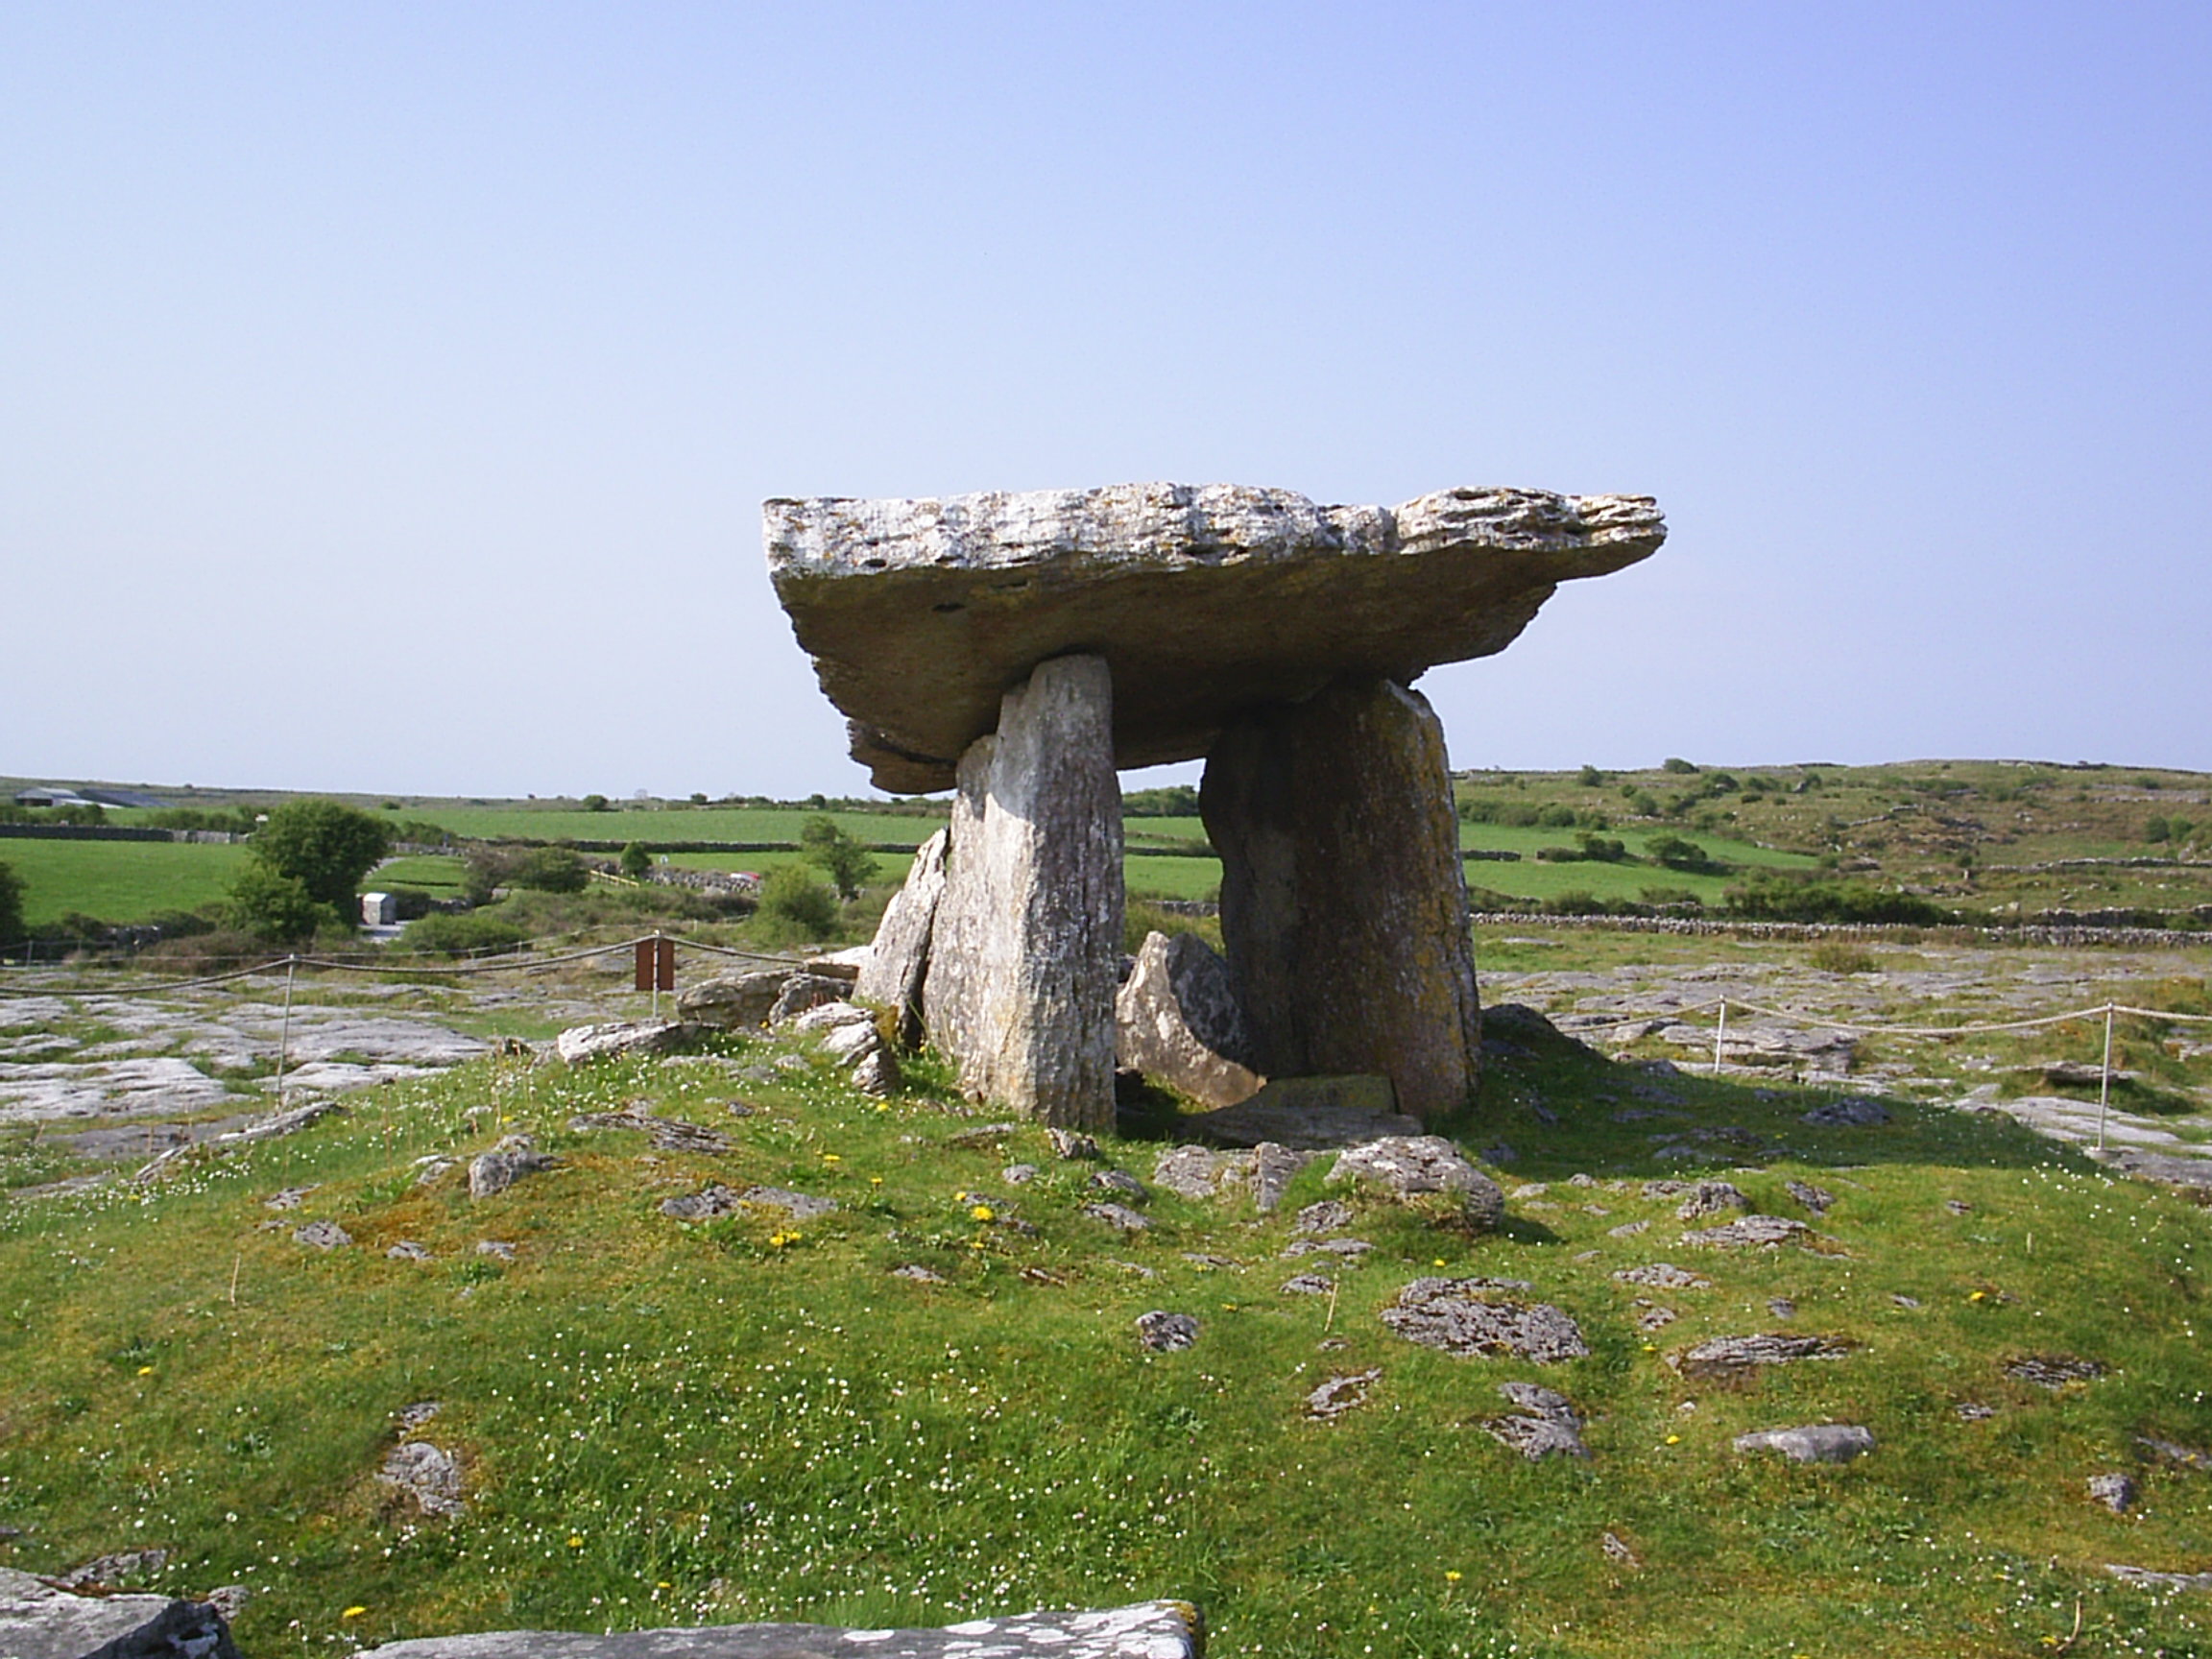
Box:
[0,839,249,928]
[371,854,468,891]
[395,805,946,847]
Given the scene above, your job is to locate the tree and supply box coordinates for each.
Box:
[799,814,878,901]
[581,794,611,812]
[226,865,332,943]
[757,863,839,943]
[242,799,391,921]
[0,859,24,950]
[510,847,590,892]
[619,841,652,880]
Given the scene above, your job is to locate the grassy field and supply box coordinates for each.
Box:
[3,995,2209,1656]
[373,805,949,848]
[0,839,249,928]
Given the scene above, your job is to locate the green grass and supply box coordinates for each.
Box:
[393,805,947,848]
[3,1016,2208,1656]
[372,854,469,892]
[1,839,250,928]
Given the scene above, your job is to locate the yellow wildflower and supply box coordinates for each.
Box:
[970,1204,995,1222]
[342,1607,368,1620]
[136,1365,155,1377]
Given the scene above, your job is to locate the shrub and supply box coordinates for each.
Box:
[401,912,530,956]
[582,794,611,812]
[1125,784,1202,817]
[1535,805,1580,829]
[0,860,23,949]
[1809,941,1880,974]
[509,848,591,893]
[387,888,436,921]
[1542,890,1617,916]
[1577,764,1605,786]
[226,866,335,943]
[1724,876,1949,926]
[1625,790,1661,817]
[756,864,840,944]
[1661,757,1700,774]
[1637,885,1701,908]
[1645,833,1724,874]
[619,842,652,880]
[2144,816,2172,844]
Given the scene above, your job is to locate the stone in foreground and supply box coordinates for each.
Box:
[1203,677,1481,1121]
[0,1566,241,1659]
[1733,1425,1876,1464]
[921,656,1124,1129]
[767,482,1665,791]
[1327,1135,1504,1230]
[1382,1277,1589,1363]
[1115,929,1263,1107]
[360,1600,1202,1659]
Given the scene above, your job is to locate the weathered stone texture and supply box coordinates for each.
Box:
[854,828,948,1046]
[1115,929,1262,1106]
[1203,677,1480,1121]
[0,1567,241,1659]
[921,656,1124,1130]
[767,483,1665,792]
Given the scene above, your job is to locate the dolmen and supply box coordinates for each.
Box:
[768,482,1664,1130]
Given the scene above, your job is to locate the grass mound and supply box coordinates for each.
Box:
[2,1022,2208,1657]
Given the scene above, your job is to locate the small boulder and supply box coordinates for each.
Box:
[1115,930,1264,1108]
[1785,1179,1835,1214]
[676,969,797,1030]
[554,1021,686,1065]
[1681,1214,1817,1250]
[1671,1333,1853,1381]
[0,1566,241,1659]
[1083,1201,1149,1233]
[1612,1262,1711,1290]
[1482,1382,1589,1460]
[378,1440,466,1516]
[386,1240,434,1262]
[1153,1144,1247,1201]
[2005,1354,2106,1390]
[1294,1199,1356,1235]
[1673,1180,1750,1221]
[1381,1278,1588,1363]
[1090,1168,1149,1203]
[1305,1368,1382,1420]
[1280,1273,1334,1296]
[771,974,854,1025]
[469,1135,559,1198]
[852,1047,900,1097]
[1734,1425,1875,1463]
[293,1220,351,1250]
[1327,1136,1503,1230]
[2088,1472,2138,1513]
[1137,1310,1199,1352]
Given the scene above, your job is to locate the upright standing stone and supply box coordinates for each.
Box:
[1202,676,1480,1121]
[922,656,1123,1129]
[854,827,947,1046]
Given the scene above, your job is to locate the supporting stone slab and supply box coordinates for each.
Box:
[1201,676,1479,1121]
[922,656,1123,1129]
[854,827,947,1047]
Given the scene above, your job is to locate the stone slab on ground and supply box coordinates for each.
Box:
[1180,1075,1416,1149]
[0,1566,241,1659]
[1115,929,1262,1108]
[766,482,1664,791]
[1734,1425,1876,1463]
[364,1602,1200,1659]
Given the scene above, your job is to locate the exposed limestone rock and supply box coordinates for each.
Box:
[765,482,1665,791]
[1326,1136,1503,1230]
[1381,1277,1589,1363]
[1203,678,1480,1122]
[660,1184,836,1223]
[1613,1263,1712,1290]
[554,1022,686,1065]
[1803,1096,1889,1127]
[1084,1201,1149,1233]
[1153,1144,1245,1202]
[769,974,853,1025]
[379,1441,466,1517]
[293,1220,351,1250]
[1182,1074,1416,1149]
[2105,1565,2212,1593]
[365,1602,1203,1659]
[469,1136,558,1198]
[1115,930,1262,1107]
[676,970,797,1031]
[2089,1473,2139,1513]
[1734,1425,1875,1464]
[1136,1310,1199,1352]
[921,656,1123,1129]
[566,1107,734,1155]
[0,1566,241,1659]
[854,828,948,1046]
[1483,1382,1590,1460]
[2005,1354,2106,1390]
[1671,1334,1853,1381]
[1682,1214,1819,1250]
[1673,1180,1751,1220]
[1306,1369,1382,1421]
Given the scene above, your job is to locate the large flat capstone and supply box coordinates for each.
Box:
[767,483,1665,791]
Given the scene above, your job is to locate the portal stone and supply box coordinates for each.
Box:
[1202,676,1480,1121]
[854,827,947,1046]
[921,656,1123,1129]
[1115,929,1262,1107]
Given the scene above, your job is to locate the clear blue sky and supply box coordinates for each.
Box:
[5,3,2206,799]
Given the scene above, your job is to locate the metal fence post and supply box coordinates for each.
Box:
[2097,1002,2116,1153]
